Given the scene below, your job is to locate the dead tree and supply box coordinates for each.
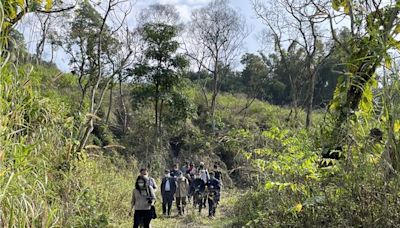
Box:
[187,0,247,132]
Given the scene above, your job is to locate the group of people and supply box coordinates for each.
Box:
[129,162,222,228]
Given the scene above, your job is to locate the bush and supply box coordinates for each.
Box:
[233,123,400,227]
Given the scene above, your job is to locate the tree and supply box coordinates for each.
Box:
[133,22,188,136]
[139,3,181,26]
[238,53,270,113]
[267,42,307,117]
[51,0,134,152]
[186,0,247,132]
[252,0,333,128]
[311,0,400,161]
[0,0,74,55]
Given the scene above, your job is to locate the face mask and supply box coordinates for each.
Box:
[138,182,144,187]
[165,174,170,177]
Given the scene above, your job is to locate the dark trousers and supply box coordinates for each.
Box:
[208,192,220,217]
[133,210,152,228]
[162,191,174,215]
[176,196,187,215]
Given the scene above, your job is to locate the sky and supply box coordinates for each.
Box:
[17,0,266,72]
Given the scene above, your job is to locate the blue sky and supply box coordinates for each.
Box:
[18,0,265,72]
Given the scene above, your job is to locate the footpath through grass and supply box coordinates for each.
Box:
[150,189,240,228]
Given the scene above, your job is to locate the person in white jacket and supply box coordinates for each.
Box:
[129,176,156,228]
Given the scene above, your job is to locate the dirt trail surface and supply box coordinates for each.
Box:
[151,190,238,228]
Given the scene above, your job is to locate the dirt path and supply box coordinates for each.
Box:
[151,191,237,228]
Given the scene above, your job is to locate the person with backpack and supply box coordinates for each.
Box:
[129,175,156,228]
[160,169,176,217]
[206,172,221,218]
[189,173,206,211]
[175,172,190,215]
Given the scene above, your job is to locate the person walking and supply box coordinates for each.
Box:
[140,168,158,192]
[197,162,209,207]
[170,163,182,179]
[213,163,222,183]
[189,174,206,209]
[186,162,196,182]
[206,172,221,218]
[129,176,156,228]
[175,172,190,215]
[198,162,209,184]
[181,161,190,174]
[185,162,196,203]
[160,169,176,217]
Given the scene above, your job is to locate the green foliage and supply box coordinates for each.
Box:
[234,113,400,227]
[0,63,74,226]
[0,62,136,226]
[133,22,189,131]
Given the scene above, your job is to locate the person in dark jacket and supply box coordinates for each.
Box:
[129,175,155,228]
[207,172,221,193]
[213,163,222,183]
[189,174,206,207]
[206,172,221,217]
[160,169,176,216]
[170,163,182,179]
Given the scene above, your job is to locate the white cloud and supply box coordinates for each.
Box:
[185,0,211,6]
[154,0,211,22]
[157,0,180,5]
[175,4,192,22]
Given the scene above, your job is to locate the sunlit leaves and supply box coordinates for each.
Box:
[394,120,400,133]
[245,127,319,216]
[45,0,52,11]
[332,0,350,14]
[359,76,377,115]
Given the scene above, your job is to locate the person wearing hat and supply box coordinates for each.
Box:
[160,169,176,216]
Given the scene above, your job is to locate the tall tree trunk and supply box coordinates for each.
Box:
[105,83,113,125]
[155,83,160,137]
[326,7,399,156]
[210,70,218,132]
[159,99,164,135]
[119,78,128,134]
[77,1,113,152]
